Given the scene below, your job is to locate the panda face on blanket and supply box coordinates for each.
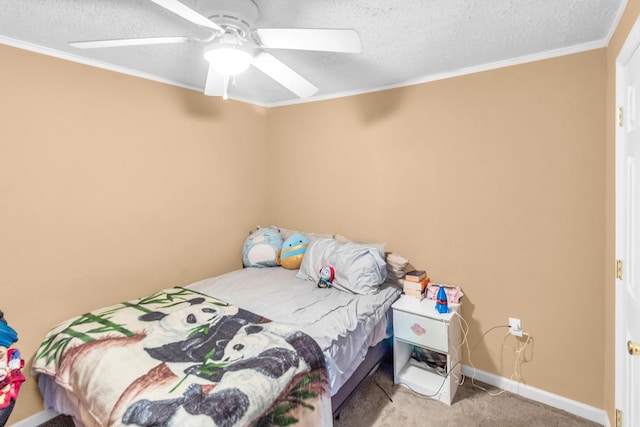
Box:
[123,322,309,427]
[184,323,301,382]
[215,323,326,376]
[137,297,226,350]
[221,324,290,363]
[139,299,265,365]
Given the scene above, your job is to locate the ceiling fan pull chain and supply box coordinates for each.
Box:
[222,74,231,100]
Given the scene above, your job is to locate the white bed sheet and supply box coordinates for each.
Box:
[187,267,401,395]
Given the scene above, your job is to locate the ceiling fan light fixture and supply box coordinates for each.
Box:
[204,45,253,75]
[70,0,362,100]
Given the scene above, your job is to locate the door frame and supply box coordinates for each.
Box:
[615,14,640,425]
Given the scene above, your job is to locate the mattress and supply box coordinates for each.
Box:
[187,267,401,394]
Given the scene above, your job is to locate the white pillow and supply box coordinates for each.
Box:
[333,234,407,285]
[297,238,387,294]
[296,238,341,282]
[272,225,334,242]
[332,234,385,258]
[329,242,387,295]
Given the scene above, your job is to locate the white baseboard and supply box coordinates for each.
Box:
[461,365,610,427]
[9,409,58,427]
[10,367,611,427]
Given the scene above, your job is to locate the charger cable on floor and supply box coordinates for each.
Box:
[373,376,393,402]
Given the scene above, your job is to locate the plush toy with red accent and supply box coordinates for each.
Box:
[0,311,23,421]
[317,266,335,288]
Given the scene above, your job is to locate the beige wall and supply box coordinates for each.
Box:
[605,1,640,426]
[0,44,270,421]
[268,50,607,408]
[6,3,638,421]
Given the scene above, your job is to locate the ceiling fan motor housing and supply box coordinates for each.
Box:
[199,0,259,37]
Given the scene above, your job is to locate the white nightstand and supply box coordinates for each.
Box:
[392,296,462,405]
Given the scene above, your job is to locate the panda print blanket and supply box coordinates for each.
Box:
[32,287,331,427]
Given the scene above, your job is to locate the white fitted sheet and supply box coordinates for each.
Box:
[187,267,401,394]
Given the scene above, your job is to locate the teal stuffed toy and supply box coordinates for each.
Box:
[278,233,309,270]
[242,227,283,268]
[317,266,335,288]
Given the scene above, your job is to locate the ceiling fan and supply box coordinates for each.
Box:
[69,0,362,99]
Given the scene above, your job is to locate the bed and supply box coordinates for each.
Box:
[33,235,403,427]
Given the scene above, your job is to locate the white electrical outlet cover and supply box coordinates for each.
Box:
[509,317,523,336]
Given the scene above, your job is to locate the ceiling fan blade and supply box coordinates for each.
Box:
[204,65,225,96]
[150,0,224,32]
[69,36,191,49]
[252,52,318,98]
[255,28,361,53]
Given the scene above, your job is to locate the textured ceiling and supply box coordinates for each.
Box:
[0,0,626,106]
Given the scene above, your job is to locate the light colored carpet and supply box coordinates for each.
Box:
[333,358,602,427]
[36,358,602,427]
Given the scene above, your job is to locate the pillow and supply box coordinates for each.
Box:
[296,238,341,282]
[278,233,310,270]
[271,225,334,242]
[332,234,386,259]
[297,238,388,294]
[333,234,408,285]
[333,233,351,244]
[329,242,388,295]
[385,252,410,286]
[242,227,283,268]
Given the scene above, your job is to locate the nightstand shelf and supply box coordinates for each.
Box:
[392,296,462,405]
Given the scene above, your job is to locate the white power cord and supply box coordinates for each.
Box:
[452,311,533,397]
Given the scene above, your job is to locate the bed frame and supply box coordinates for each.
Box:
[331,337,392,418]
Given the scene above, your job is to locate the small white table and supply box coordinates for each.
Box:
[392,296,462,405]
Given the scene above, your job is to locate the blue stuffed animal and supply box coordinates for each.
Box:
[242,228,283,268]
[278,233,309,270]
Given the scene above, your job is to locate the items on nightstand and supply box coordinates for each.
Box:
[435,285,449,314]
[411,346,448,375]
[402,269,430,301]
[404,269,427,282]
[425,283,464,305]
